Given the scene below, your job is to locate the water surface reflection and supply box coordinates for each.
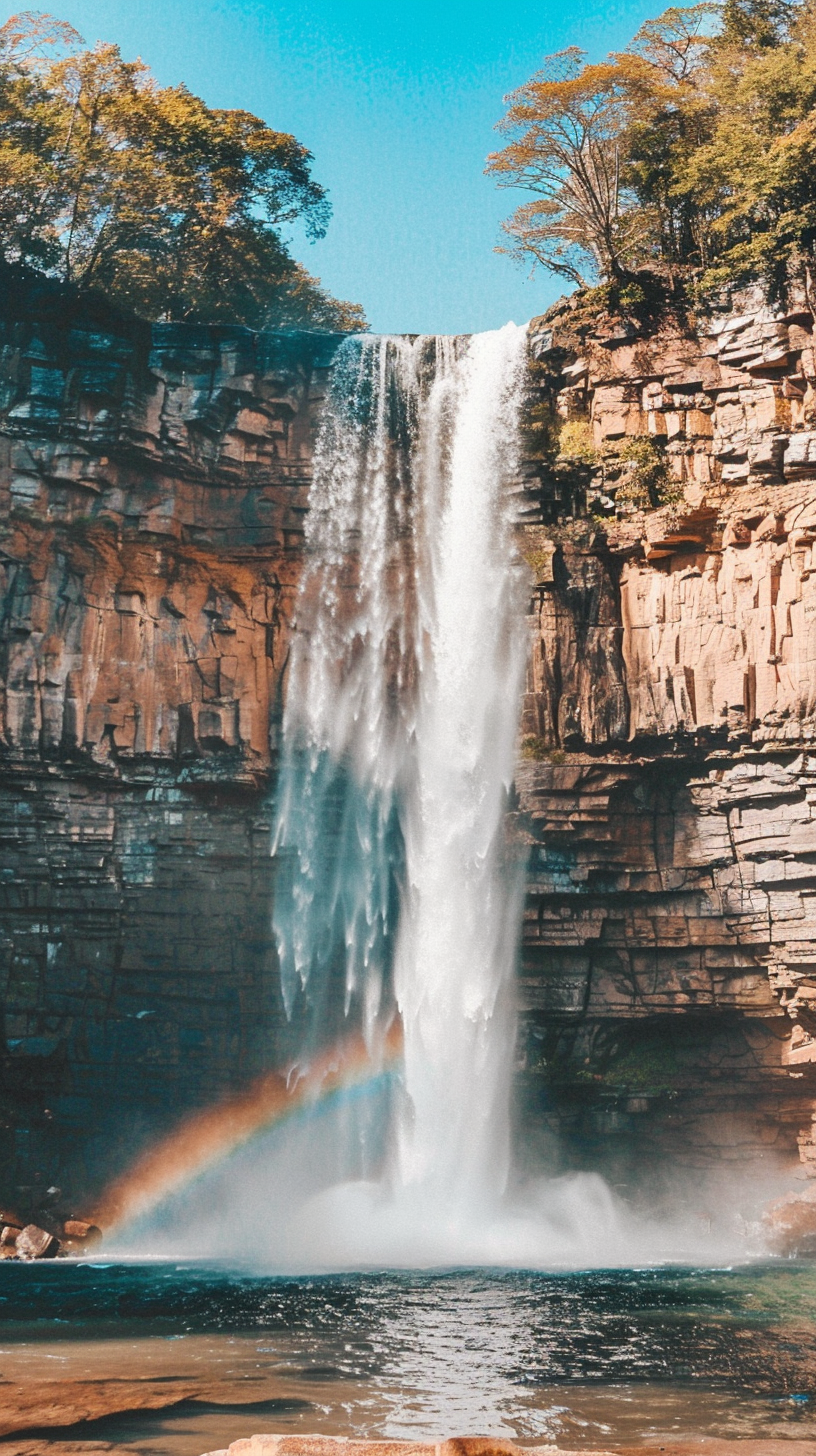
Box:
[1,1262,815,1453]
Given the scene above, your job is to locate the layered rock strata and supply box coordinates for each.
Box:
[514,288,816,1194]
[0,274,340,1195]
[1,273,815,1209]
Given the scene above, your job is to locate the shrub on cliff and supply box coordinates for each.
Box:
[0,11,366,331]
[488,0,816,304]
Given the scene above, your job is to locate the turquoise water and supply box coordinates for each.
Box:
[1,1262,816,1452]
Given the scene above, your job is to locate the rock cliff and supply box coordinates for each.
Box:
[1,270,814,1214]
[0,272,341,1198]
[514,285,816,1198]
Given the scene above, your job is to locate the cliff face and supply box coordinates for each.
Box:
[1,275,815,1212]
[0,277,340,1196]
[515,289,816,1193]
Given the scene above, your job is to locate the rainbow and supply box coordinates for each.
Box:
[94,1019,403,1235]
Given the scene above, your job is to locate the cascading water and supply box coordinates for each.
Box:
[112,324,568,1267]
[113,326,748,1268]
[271,325,531,1255]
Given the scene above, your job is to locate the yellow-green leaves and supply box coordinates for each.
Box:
[0,11,365,330]
[487,49,639,286]
[489,0,816,299]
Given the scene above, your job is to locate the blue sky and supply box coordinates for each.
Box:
[0,0,659,333]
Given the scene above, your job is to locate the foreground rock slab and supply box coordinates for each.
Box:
[0,1376,212,1438]
[13,1223,60,1259]
[200,1438,816,1456]
[11,1445,143,1456]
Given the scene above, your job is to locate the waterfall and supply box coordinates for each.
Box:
[272,325,529,1247]
[120,324,636,1268]
[110,329,743,1268]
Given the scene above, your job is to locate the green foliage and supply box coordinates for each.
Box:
[0,11,365,330]
[617,280,648,310]
[558,417,598,464]
[719,0,797,48]
[616,434,682,508]
[601,1041,682,1092]
[520,356,562,460]
[517,525,556,581]
[520,736,566,762]
[489,0,816,300]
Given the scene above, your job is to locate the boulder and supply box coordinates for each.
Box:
[15,1223,60,1259]
[62,1218,102,1244]
[762,1185,816,1256]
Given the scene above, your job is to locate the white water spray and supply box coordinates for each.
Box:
[269,328,703,1268]
[391,329,528,1212]
[273,326,529,1248]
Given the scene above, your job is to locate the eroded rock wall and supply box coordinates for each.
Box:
[0,275,340,1196]
[515,289,816,1192]
[2,273,815,1209]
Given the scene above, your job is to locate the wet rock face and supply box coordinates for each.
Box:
[516,289,816,1188]
[522,547,628,748]
[0,279,341,1197]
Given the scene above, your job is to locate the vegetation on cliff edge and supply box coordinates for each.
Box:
[0,11,366,331]
[489,0,816,302]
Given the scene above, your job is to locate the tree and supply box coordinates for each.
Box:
[0,11,365,331]
[718,0,802,49]
[488,0,816,301]
[672,0,816,291]
[488,9,723,287]
[487,48,644,286]
[615,5,720,267]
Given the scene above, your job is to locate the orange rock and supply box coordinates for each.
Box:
[62,1219,102,1243]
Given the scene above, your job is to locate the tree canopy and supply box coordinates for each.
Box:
[0,11,366,331]
[488,0,816,299]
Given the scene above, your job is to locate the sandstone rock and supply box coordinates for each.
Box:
[2,274,816,1206]
[61,1219,102,1243]
[762,1184,816,1255]
[0,1373,213,1438]
[198,1438,808,1456]
[516,289,816,1182]
[15,1224,60,1259]
[0,283,342,1201]
[217,1441,533,1456]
